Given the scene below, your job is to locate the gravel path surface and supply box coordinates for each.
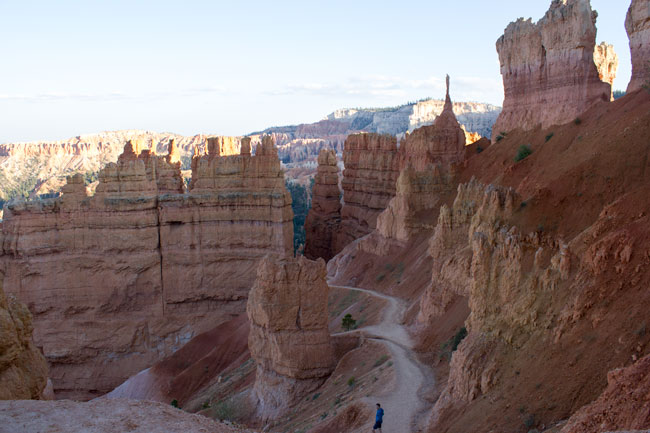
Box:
[330,284,434,433]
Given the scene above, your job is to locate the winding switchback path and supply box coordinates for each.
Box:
[329,284,434,433]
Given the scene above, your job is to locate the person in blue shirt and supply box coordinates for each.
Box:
[373,403,384,432]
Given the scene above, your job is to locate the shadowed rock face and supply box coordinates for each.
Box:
[626,0,650,93]
[0,281,49,400]
[337,133,400,248]
[247,255,335,420]
[304,149,342,261]
[0,136,293,400]
[493,0,615,140]
[559,353,650,433]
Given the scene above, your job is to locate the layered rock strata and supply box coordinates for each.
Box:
[493,0,615,139]
[337,133,399,248]
[425,180,572,426]
[626,0,650,93]
[0,136,293,399]
[377,76,465,241]
[0,281,49,400]
[304,149,342,261]
[247,255,335,420]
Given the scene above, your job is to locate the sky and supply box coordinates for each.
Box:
[0,0,634,143]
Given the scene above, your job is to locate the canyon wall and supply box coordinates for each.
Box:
[492,0,615,139]
[304,149,342,261]
[0,136,293,399]
[0,131,243,201]
[337,133,399,248]
[626,0,650,93]
[247,255,335,420]
[0,281,49,400]
[376,77,465,242]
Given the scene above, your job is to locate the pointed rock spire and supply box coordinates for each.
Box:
[443,74,453,113]
[166,138,180,164]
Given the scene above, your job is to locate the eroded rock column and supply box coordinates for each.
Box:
[626,0,650,93]
[247,255,335,420]
[304,149,342,261]
[493,0,616,139]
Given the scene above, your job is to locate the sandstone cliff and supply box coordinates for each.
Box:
[247,255,335,420]
[304,149,342,261]
[376,76,466,242]
[0,280,49,400]
[0,136,293,399]
[0,131,245,202]
[626,0,650,93]
[417,87,650,432]
[492,0,615,139]
[337,133,399,249]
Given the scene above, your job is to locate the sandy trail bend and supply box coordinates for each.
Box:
[330,284,433,433]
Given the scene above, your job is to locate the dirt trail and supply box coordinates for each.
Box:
[330,285,433,433]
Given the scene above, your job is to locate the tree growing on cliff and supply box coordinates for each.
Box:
[514,144,532,162]
[285,179,311,254]
[342,314,356,331]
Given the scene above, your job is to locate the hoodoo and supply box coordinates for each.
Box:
[0,135,293,399]
[492,0,616,139]
[626,0,650,93]
[377,76,466,241]
[247,255,335,420]
[304,149,342,261]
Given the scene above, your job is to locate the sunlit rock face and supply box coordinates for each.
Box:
[626,0,650,93]
[247,255,335,420]
[492,0,615,140]
[0,280,49,400]
[0,136,293,400]
[377,76,465,242]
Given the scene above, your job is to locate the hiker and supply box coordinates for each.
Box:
[373,403,384,432]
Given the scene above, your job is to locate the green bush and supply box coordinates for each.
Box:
[514,145,532,162]
[574,117,582,125]
[451,327,468,351]
[341,314,356,331]
[545,132,554,142]
[171,399,179,408]
[374,355,389,368]
[347,377,356,387]
[211,398,240,422]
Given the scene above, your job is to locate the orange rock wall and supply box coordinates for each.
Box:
[0,138,293,399]
[626,0,650,93]
[338,133,399,248]
[493,0,614,139]
[0,281,49,400]
[247,255,335,420]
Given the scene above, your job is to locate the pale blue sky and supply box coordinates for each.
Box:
[0,0,633,143]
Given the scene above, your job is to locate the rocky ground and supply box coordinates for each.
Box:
[0,399,252,433]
